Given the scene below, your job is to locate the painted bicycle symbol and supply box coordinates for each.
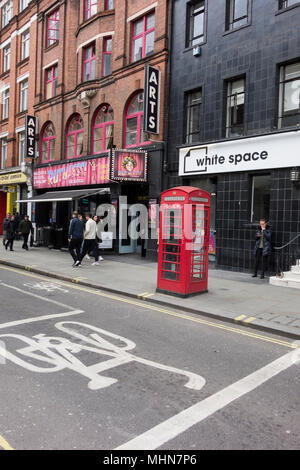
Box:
[23,282,69,293]
[0,322,206,391]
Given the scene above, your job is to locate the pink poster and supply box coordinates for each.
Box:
[111,150,147,182]
[34,157,110,189]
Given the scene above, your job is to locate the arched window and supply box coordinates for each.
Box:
[125,91,149,148]
[92,104,114,153]
[66,114,84,158]
[41,122,56,162]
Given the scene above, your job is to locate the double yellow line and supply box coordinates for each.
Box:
[0,434,13,450]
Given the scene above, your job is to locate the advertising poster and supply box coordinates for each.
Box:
[110,150,147,182]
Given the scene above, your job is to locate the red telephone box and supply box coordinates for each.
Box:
[157,186,211,297]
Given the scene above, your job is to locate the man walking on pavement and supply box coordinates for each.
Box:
[68,211,84,267]
[2,213,11,246]
[252,218,272,279]
[18,215,34,251]
[78,212,98,267]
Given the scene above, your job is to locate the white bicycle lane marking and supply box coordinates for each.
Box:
[0,321,206,392]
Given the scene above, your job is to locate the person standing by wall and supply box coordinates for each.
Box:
[252,219,272,279]
[2,213,11,246]
[68,211,84,267]
[18,215,34,251]
[5,215,15,251]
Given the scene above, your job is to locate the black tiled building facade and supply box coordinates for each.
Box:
[166,0,300,272]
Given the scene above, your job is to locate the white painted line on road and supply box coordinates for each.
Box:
[116,350,297,450]
[0,281,77,310]
[0,310,83,330]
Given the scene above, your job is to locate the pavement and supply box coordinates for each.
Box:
[0,238,300,340]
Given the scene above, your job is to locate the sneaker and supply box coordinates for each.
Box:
[92,261,99,266]
[85,255,90,260]
[75,260,81,266]
[99,256,104,261]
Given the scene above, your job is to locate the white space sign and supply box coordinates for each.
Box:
[179,130,300,176]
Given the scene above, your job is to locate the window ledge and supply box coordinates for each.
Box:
[183,40,206,53]
[0,70,10,80]
[17,57,29,68]
[276,3,300,15]
[223,22,251,37]
[76,9,115,36]
[44,41,59,53]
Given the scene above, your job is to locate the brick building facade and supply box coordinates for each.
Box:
[0,0,169,257]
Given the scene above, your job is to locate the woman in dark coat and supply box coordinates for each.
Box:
[252,219,272,279]
[5,215,16,251]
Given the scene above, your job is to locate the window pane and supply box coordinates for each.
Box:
[147,13,155,30]
[234,0,248,19]
[134,18,143,36]
[76,133,83,155]
[46,82,52,99]
[103,54,111,76]
[193,11,204,39]
[105,38,112,52]
[67,135,75,157]
[132,36,143,62]
[283,80,300,112]
[145,31,154,56]
[285,62,300,80]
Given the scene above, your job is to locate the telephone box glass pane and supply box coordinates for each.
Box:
[191,205,209,282]
[161,208,182,281]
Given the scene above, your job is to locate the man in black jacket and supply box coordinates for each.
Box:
[252,219,272,279]
[68,211,84,266]
[18,215,33,251]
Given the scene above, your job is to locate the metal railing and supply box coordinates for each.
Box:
[274,233,300,277]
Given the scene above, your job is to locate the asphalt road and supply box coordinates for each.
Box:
[0,265,299,450]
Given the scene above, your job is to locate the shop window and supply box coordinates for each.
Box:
[104,0,114,10]
[185,89,202,143]
[18,131,25,165]
[83,43,96,81]
[92,104,114,153]
[20,79,28,112]
[186,1,206,47]
[2,88,9,120]
[2,1,13,28]
[226,77,245,137]
[21,30,30,60]
[85,0,97,20]
[45,64,58,99]
[278,61,300,129]
[0,137,7,169]
[47,8,59,47]
[251,175,271,223]
[3,45,10,72]
[225,0,250,31]
[66,114,84,158]
[102,37,112,76]
[41,122,56,162]
[131,12,155,63]
[278,0,300,9]
[125,92,149,148]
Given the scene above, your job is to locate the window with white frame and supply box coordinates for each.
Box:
[18,131,25,164]
[278,61,300,129]
[2,1,13,28]
[186,1,206,48]
[20,0,30,12]
[278,0,300,9]
[3,45,10,72]
[2,88,9,119]
[20,79,28,112]
[225,0,250,31]
[21,30,30,60]
[1,137,7,169]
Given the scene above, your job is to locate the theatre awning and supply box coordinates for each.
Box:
[17,188,110,203]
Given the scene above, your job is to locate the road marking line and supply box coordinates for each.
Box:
[234,314,247,321]
[138,292,149,297]
[0,281,76,310]
[0,310,83,330]
[244,317,256,324]
[143,293,155,299]
[116,349,297,450]
[0,265,298,350]
[0,434,13,450]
